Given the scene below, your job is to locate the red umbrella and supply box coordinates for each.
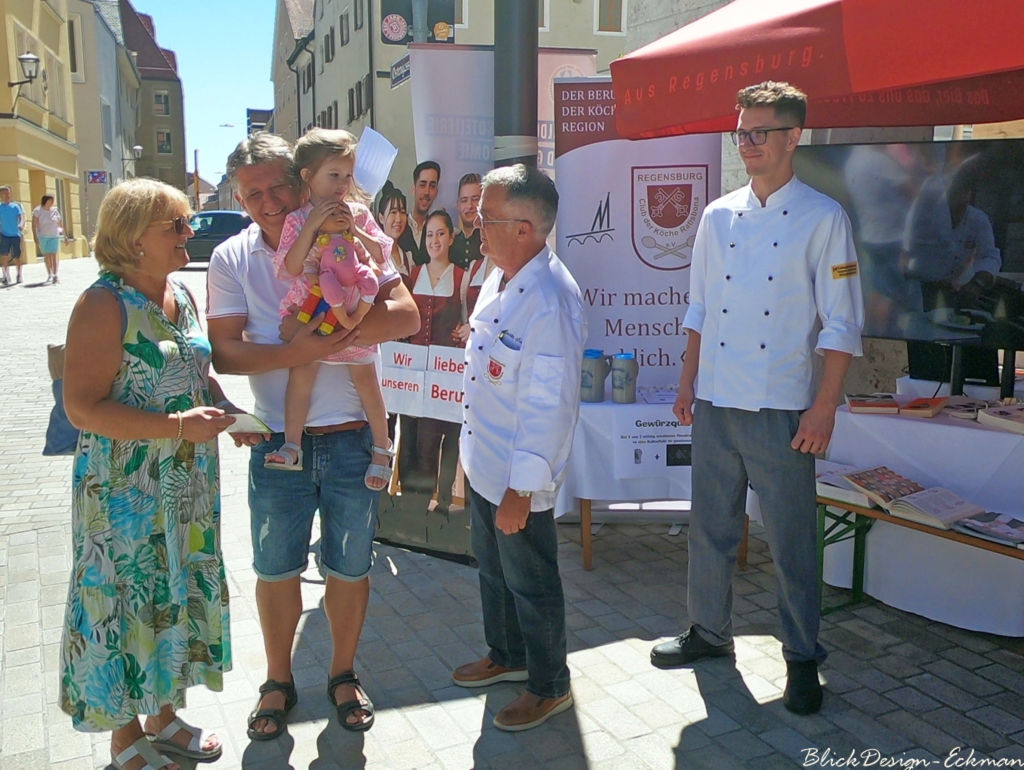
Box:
[609,0,1024,139]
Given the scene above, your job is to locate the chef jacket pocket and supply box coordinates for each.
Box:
[486,340,521,386]
[528,355,565,407]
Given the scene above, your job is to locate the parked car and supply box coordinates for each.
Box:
[187,211,251,263]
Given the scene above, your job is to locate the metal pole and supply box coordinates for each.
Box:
[411,0,428,43]
[494,0,538,168]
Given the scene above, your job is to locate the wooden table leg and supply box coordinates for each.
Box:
[581,498,593,571]
[737,515,749,569]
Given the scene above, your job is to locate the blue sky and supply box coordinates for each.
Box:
[130,0,277,183]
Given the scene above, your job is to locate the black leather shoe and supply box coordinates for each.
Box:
[650,626,735,669]
[783,660,823,715]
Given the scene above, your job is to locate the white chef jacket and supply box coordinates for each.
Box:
[683,176,864,412]
[460,247,587,512]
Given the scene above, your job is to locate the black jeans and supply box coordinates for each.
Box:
[468,484,570,699]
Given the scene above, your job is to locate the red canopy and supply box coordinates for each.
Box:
[609,0,1024,139]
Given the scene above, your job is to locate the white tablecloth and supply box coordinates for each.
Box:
[825,406,1024,636]
[556,400,691,517]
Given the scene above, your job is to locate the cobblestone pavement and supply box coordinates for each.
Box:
[2,258,1024,770]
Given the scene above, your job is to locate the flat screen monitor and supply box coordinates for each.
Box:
[793,139,1024,353]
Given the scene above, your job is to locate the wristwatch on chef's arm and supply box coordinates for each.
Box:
[515,490,532,498]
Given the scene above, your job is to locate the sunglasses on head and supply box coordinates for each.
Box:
[150,216,190,235]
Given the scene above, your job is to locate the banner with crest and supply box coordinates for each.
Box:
[554,76,722,387]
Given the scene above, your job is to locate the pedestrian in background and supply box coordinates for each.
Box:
[59,178,235,769]
[453,164,586,732]
[33,194,63,284]
[0,184,25,285]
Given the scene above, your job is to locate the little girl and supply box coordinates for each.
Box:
[265,128,395,490]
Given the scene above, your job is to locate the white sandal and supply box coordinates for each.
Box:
[147,716,222,761]
[112,736,174,770]
[365,441,396,490]
[265,442,303,471]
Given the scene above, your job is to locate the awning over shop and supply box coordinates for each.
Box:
[609,0,1024,139]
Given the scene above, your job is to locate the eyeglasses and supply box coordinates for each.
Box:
[729,127,796,146]
[474,208,530,228]
[149,216,190,235]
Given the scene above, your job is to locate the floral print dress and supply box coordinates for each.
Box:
[59,272,231,732]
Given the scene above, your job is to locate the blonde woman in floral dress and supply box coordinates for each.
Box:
[60,179,236,770]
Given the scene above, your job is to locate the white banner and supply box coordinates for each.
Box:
[379,341,465,422]
[555,77,722,387]
[410,45,597,213]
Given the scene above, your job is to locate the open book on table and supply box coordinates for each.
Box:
[814,460,873,508]
[839,466,986,530]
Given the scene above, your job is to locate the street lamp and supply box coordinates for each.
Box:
[8,52,41,87]
[122,145,144,176]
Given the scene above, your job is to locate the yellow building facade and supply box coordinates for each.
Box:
[2,0,87,261]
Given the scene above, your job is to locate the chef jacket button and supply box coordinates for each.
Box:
[738,212,743,217]
[720,342,725,347]
[468,430,472,435]
[471,376,476,382]
[783,210,788,215]
[464,404,469,409]
[768,276,773,281]
[729,243,735,248]
[764,310,770,316]
[471,327,475,332]
[518,288,524,293]
[722,308,727,313]
[773,242,778,247]
[493,318,499,323]
[477,345,483,350]
[726,275,731,280]
[760,343,766,349]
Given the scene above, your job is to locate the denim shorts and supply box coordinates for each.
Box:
[0,235,21,258]
[249,427,379,582]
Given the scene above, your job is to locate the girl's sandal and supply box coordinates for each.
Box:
[264,442,303,471]
[364,441,396,490]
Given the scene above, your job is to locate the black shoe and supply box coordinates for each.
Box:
[650,626,735,669]
[783,660,823,715]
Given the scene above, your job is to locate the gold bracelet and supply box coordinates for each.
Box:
[175,411,184,441]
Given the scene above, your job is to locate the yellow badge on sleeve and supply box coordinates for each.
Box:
[832,262,859,279]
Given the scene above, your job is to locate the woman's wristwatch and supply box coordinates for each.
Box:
[515,489,532,498]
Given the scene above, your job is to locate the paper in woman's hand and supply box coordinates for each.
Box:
[226,413,272,435]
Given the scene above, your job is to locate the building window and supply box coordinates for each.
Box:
[347,87,355,124]
[538,0,547,30]
[157,130,172,154]
[154,91,170,116]
[596,0,625,33]
[340,11,350,46]
[354,0,364,30]
[332,99,339,128]
[356,80,364,117]
[67,17,79,75]
[455,0,464,26]
[45,52,68,120]
[324,28,335,62]
[363,73,372,115]
[15,27,44,106]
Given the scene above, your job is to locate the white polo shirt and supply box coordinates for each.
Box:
[460,247,587,512]
[206,222,399,432]
[684,176,864,412]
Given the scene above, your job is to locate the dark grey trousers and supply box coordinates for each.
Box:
[687,400,826,663]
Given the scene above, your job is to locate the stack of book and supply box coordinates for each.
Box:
[845,394,947,417]
[977,404,1024,435]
